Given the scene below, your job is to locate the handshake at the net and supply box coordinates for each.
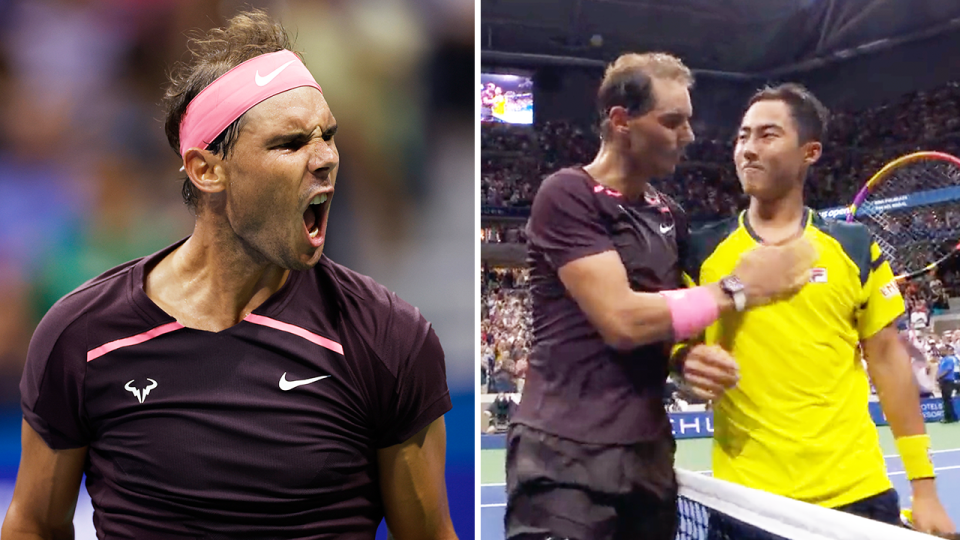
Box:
[679,234,819,401]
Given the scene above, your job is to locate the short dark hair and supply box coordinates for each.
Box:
[596,52,693,135]
[162,9,297,209]
[746,83,829,144]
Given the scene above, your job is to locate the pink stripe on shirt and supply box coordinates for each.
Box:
[87,321,184,362]
[244,314,344,355]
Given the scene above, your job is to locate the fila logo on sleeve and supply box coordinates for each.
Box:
[810,268,828,283]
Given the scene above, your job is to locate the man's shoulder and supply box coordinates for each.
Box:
[687,215,741,255]
[544,166,589,182]
[27,256,147,375]
[529,168,605,229]
[318,257,408,310]
[681,215,741,282]
[535,167,591,199]
[811,213,873,247]
[317,257,428,340]
[316,258,441,384]
[41,240,182,335]
[811,213,875,284]
[36,258,142,340]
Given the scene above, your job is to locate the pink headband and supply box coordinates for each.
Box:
[179,50,322,157]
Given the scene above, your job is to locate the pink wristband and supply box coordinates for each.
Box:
[660,287,720,340]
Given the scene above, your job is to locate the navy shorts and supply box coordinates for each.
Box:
[504,424,678,540]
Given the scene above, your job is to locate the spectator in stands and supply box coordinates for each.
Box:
[936,345,959,424]
[666,394,688,413]
[486,393,518,433]
[663,379,679,404]
[480,344,494,391]
[490,361,518,394]
[929,276,950,314]
[911,303,930,329]
[913,346,936,399]
[947,330,960,356]
[902,328,936,399]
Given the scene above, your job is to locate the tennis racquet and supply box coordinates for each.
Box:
[845,151,960,281]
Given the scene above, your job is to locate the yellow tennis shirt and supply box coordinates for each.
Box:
[682,209,906,508]
[493,95,506,116]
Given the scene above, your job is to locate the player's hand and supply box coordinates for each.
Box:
[911,486,956,537]
[679,345,739,401]
[733,233,818,308]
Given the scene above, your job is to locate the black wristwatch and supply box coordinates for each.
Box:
[719,275,747,312]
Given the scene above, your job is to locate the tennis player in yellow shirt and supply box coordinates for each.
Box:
[492,89,507,119]
[673,83,955,536]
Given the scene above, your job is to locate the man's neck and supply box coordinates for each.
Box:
[145,219,290,332]
[583,142,650,201]
[746,187,807,243]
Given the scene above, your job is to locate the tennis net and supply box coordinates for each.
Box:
[675,469,936,540]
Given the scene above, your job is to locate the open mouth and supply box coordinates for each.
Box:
[302,193,330,244]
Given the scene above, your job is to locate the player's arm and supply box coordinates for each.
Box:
[858,247,932,445]
[861,324,955,535]
[1,420,87,540]
[862,324,927,440]
[378,417,457,540]
[558,251,730,350]
[858,241,954,535]
[558,237,815,352]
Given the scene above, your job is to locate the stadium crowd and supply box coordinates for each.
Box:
[481,224,526,243]
[480,267,530,396]
[480,80,960,401]
[481,81,960,222]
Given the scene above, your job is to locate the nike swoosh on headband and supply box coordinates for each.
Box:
[178,50,322,157]
[255,60,295,86]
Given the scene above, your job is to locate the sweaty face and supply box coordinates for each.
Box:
[219,86,339,271]
[734,99,818,200]
[623,77,694,178]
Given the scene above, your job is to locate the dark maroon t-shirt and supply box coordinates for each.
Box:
[20,239,451,539]
[516,167,687,445]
